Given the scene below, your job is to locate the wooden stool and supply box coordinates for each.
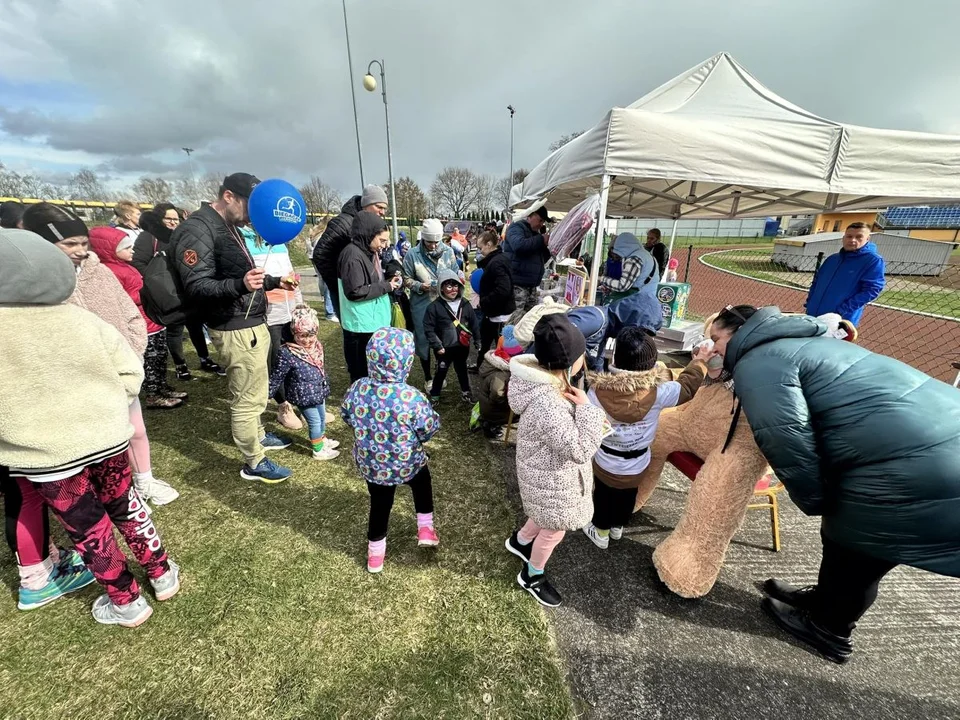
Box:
[666,451,783,552]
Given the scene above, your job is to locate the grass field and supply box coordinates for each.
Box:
[0,320,573,719]
[701,250,960,319]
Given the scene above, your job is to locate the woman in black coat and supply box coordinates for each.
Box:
[475,231,515,356]
[710,304,960,664]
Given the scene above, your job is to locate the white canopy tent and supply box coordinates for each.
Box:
[509,52,960,301]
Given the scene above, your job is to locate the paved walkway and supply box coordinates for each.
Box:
[495,447,960,720]
[682,248,960,382]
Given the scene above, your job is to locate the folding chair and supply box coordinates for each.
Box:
[666,451,783,552]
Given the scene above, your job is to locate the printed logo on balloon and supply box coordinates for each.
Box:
[248,178,307,246]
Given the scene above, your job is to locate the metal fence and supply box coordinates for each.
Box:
[673,245,960,382]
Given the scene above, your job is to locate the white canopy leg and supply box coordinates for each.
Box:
[587,174,611,306]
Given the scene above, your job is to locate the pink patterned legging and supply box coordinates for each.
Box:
[32,451,169,605]
[518,518,566,570]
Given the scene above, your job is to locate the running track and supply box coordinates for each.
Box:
[683,248,960,382]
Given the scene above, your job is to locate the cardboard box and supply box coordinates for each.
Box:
[655,319,703,352]
[656,282,691,328]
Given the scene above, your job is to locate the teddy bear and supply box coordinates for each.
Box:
[630,316,771,599]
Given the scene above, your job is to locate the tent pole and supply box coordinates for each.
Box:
[587,174,611,306]
[663,216,679,282]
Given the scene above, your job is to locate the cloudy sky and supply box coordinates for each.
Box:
[1,0,958,198]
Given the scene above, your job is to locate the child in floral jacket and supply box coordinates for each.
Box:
[268,305,339,461]
[341,327,441,573]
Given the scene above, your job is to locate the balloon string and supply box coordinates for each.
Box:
[244,243,275,320]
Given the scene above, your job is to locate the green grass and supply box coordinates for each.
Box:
[701,250,960,319]
[0,320,573,719]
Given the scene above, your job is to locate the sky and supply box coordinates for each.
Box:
[1,0,959,198]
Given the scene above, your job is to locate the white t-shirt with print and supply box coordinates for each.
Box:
[588,381,682,477]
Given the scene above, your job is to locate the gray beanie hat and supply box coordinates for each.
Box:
[0,228,77,305]
[361,184,389,208]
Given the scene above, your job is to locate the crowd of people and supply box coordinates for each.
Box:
[0,181,957,669]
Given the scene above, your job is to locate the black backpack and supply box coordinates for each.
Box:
[140,237,193,326]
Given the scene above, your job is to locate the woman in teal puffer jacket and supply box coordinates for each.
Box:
[709,305,960,664]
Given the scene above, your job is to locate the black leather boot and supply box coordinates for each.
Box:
[762,597,853,664]
[762,578,817,612]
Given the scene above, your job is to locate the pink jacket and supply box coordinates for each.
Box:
[90,227,163,334]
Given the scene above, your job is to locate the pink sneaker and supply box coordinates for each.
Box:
[417,526,439,547]
[367,554,384,574]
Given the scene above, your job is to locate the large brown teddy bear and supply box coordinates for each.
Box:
[633,366,770,599]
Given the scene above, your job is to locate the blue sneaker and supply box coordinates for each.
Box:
[260,432,292,451]
[18,561,96,611]
[240,457,292,484]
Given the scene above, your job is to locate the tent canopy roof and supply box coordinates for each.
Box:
[511,52,960,218]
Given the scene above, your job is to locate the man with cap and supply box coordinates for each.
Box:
[503,206,551,314]
[172,173,298,484]
[311,185,389,320]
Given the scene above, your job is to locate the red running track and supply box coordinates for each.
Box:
[682,248,960,383]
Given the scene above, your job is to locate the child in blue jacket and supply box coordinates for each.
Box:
[341,327,441,573]
[269,305,340,461]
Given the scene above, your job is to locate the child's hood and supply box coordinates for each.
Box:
[437,268,464,297]
[88,226,129,264]
[366,326,416,383]
[0,229,76,305]
[508,354,564,414]
[588,363,673,423]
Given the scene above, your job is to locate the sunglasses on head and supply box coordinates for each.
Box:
[722,305,748,323]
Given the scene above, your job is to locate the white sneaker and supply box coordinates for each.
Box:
[312,447,340,461]
[322,438,341,450]
[134,476,179,506]
[582,523,610,549]
[150,559,181,601]
[609,526,624,541]
[92,594,153,628]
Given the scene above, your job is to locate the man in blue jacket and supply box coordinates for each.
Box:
[503,206,551,314]
[804,222,885,327]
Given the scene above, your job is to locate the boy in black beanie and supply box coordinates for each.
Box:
[582,327,711,549]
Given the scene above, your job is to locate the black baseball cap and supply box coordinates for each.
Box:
[221,173,260,199]
[533,206,550,221]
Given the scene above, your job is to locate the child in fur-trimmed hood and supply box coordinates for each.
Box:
[581,327,710,549]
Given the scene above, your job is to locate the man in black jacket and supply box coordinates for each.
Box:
[475,230,515,357]
[172,173,296,484]
[503,206,551,314]
[311,185,389,319]
[645,228,669,279]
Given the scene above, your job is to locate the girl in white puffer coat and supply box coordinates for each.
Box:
[505,314,607,608]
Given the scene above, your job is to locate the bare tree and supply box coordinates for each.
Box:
[299,176,342,215]
[392,176,428,224]
[69,168,107,202]
[549,131,584,152]
[131,176,175,204]
[430,167,485,218]
[175,172,222,210]
[0,162,61,198]
[494,168,530,209]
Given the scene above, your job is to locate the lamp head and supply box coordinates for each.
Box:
[363,74,377,92]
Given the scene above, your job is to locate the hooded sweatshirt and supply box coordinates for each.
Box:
[605,242,663,334]
[804,241,885,326]
[89,226,163,334]
[0,229,143,480]
[340,327,440,485]
[337,212,394,333]
[70,241,148,358]
[588,360,706,488]
[422,269,480,350]
[600,234,659,293]
[507,355,607,530]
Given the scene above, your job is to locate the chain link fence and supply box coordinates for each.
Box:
[673,244,960,382]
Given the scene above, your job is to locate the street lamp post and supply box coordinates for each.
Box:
[507,105,515,206]
[342,0,364,187]
[364,60,399,246]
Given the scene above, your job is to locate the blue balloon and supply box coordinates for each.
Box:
[248,178,306,245]
[470,268,483,294]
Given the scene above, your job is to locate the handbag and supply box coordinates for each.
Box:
[391,301,406,330]
[444,302,473,347]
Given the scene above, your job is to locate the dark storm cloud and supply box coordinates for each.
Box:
[1,0,958,195]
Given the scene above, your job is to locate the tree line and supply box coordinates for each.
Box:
[0,161,530,224]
